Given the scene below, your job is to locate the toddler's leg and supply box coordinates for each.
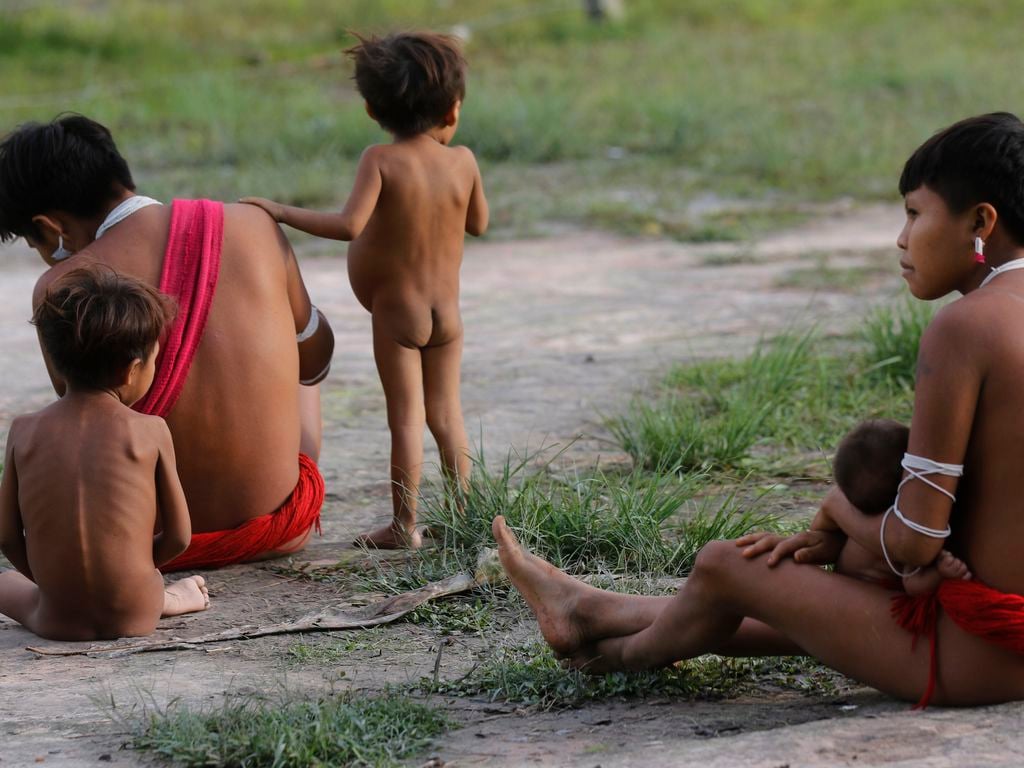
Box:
[0,569,42,631]
[423,334,471,492]
[162,575,210,617]
[354,324,426,549]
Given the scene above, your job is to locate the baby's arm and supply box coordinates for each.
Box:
[0,423,32,579]
[151,420,191,567]
[462,148,488,236]
[240,147,383,241]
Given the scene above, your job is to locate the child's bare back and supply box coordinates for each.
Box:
[347,136,484,348]
[0,266,208,640]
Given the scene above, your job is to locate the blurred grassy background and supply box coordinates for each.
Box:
[2,0,1021,239]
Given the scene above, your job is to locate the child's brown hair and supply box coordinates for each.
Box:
[833,419,909,515]
[346,31,466,137]
[32,264,175,390]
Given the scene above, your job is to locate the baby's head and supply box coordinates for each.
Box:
[346,31,466,138]
[32,265,175,401]
[900,113,1024,245]
[833,419,909,515]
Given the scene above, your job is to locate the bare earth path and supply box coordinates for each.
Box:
[3,206,1024,766]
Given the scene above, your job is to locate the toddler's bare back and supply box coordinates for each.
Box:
[348,137,479,347]
[9,395,168,633]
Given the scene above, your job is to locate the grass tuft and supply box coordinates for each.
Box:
[130,692,450,768]
[861,296,937,387]
[416,639,852,710]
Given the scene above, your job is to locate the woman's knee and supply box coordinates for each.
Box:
[691,539,745,588]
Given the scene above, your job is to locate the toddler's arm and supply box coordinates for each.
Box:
[0,423,32,579]
[463,148,488,236]
[151,420,191,567]
[240,147,383,241]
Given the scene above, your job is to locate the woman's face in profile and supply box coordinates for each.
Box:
[897,185,975,300]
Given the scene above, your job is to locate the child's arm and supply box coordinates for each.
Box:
[462,148,489,236]
[240,147,383,241]
[151,420,191,567]
[0,423,32,579]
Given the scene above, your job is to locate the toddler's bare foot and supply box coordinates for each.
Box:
[936,550,972,581]
[492,515,589,658]
[353,522,422,550]
[162,576,209,617]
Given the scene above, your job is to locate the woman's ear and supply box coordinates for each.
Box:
[30,213,65,246]
[974,202,998,241]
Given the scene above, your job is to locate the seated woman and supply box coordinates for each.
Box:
[493,112,1024,708]
[0,115,335,570]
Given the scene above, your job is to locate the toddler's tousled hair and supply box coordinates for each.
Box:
[346,31,466,137]
[32,264,175,390]
[899,112,1024,245]
[834,419,909,515]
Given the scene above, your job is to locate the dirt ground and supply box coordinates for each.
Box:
[5,205,1024,767]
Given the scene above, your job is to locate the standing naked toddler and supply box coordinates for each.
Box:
[243,32,488,548]
[0,266,209,640]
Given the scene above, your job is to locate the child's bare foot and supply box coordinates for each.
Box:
[162,576,209,617]
[936,550,972,581]
[492,515,589,657]
[353,522,423,550]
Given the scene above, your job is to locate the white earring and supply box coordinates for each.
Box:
[52,234,73,262]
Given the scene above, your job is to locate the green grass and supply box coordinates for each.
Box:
[609,305,926,475]
[130,692,450,768]
[4,1,1022,238]
[861,295,938,386]
[415,638,852,710]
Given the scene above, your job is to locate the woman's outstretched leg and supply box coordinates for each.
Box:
[495,516,1024,704]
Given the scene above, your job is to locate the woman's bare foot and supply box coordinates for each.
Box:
[936,550,972,581]
[162,576,210,617]
[353,521,423,550]
[492,515,591,657]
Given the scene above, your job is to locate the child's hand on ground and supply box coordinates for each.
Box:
[239,197,285,222]
[736,530,844,567]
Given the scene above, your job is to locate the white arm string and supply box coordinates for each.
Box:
[879,452,963,577]
[296,305,320,342]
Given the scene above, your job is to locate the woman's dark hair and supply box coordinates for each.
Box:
[0,114,135,243]
[899,112,1024,245]
[346,31,466,137]
[32,264,175,390]
[834,419,909,515]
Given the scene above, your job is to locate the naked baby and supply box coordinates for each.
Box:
[740,419,971,594]
[0,265,209,640]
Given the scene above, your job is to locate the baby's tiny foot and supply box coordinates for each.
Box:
[936,550,972,581]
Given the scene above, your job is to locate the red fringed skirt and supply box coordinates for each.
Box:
[161,454,324,573]
[892,579,1024,708]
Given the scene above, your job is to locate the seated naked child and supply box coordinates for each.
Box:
[743,419,970,594]
[242,31,488,549]
[0,265,209,640]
